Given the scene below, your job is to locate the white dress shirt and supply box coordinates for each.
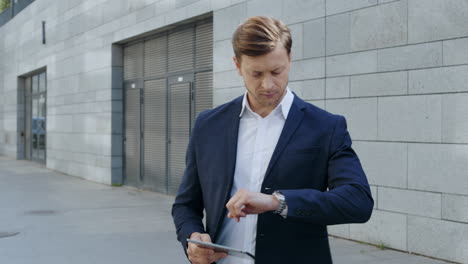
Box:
[217,88,294,264]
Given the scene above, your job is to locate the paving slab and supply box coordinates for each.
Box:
[0,156,452,264]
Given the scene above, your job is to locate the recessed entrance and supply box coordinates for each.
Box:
[24,71,47,164]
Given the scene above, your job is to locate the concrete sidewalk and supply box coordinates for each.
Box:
[0,157,450,264]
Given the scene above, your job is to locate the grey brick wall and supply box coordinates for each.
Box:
[1,0,467,262]
[212,1,468,263]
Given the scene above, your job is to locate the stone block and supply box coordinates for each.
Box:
[350,209,407,251]
[443,37,468,66]
[210,0,230,11]
[408,216,468,263]
[247,0,283,19]
[370,185,377,209]
[326,0,377,16]
[377,42,443,72]
[378,0,398,4]
[72,114,97,134]
[289,79,325,100]
[378,95,442,142]
[326,50,377,77]
[307,100,325,109]
[378,187,441,218]
[213,70,243,89]
[352,141,407,188]
[185,0,212,22]
[408,0,468,43]
[213,87,245,106]
[96,113,112,134]
[175,0,199,9]
[442,93,468,143]
[350,0,407,51]
[80,68,112,92]
[289,23,303,61]
[289,58,325,81]
[326,76,349,99]
[442,194,468,224]
[282,0,324,25]
[409,65,468,94]
[213,3,247,41]
[214,40,235,72]
[325,98,378,140]
[47,115,74,133]
[408,143,468,196]
[326,13,350,55]
[351,71,407,97]
[303,18,325,59]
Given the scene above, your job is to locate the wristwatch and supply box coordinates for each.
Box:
[272,191,287,215]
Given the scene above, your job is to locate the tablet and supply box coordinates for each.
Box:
[186,239,255,260]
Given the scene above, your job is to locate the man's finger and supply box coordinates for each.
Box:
[226,192,241,210]
[233,196,247,216]
[200,233,212,242]
[209,252,228,263]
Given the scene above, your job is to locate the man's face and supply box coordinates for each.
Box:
[233,43,291,114]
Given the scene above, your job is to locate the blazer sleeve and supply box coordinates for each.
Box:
[171,114,206,254]
[279,115,374,225]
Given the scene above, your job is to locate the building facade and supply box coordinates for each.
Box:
[0,0,467,262]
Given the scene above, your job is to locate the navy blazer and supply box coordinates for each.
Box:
[172,94,374,264]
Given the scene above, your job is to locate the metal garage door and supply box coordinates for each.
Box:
[123,19,213,194]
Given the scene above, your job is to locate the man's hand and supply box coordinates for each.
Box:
[187,232,227,264]
[226,189,279,222]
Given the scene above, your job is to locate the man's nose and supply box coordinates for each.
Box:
[261,75,274,90]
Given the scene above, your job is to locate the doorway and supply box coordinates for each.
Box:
[24,71,47,164]
[123,19,213,194]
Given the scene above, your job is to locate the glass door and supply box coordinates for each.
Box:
[25,72,47,164]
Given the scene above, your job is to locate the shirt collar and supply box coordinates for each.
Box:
[239,87,294,119]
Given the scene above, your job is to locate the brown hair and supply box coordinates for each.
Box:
[232,16,292,61]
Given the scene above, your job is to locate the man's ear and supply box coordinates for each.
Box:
[233,56,243,76]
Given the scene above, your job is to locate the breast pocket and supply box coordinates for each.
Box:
[284,146,322,160]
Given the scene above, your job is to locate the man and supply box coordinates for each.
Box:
[172,16,373,264]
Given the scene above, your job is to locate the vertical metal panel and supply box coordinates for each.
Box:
[124,86,141,186]
[168,82,191,195]
[143,79,167,192]
[39,72,46,92]
[122,18,213,194]
[144,35,167,78]
[37,93,46,161]
[31,96,38,160]
[195,22,213,69]
[124,43,144,80]
[194,72,213,119]
[32,75,38,93]
[24,77,32,160]
[168,27,194,73]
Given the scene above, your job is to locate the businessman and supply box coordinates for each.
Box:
[172,16,374,264]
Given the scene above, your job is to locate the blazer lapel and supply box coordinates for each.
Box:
[213,97,242,239]
[262,96,306,185]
